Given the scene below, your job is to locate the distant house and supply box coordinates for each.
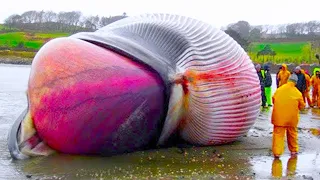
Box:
[261,32,287,39]
[261,32,270,39]
[274,34,287,38]
[314,32,320,36]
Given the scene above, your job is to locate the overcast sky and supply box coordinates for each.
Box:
[1,0,319,28]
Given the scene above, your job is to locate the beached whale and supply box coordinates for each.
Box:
[8,14,261,159]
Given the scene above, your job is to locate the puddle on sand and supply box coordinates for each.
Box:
[251,153,320,179]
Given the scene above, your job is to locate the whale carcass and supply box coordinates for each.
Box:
[8,14,261,159]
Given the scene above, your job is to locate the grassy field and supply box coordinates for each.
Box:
[0,32,70,50]
[248,41,320,64]
[0,23,320,64]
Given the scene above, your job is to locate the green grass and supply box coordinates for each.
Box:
[249,42,307,56]
[0,50,35,58]
[35,33,69,38]
[248,41,319,64]
[0,32,70,50]
[0,31,70,59]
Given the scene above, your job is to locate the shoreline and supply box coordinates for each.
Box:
[1,56,320,74]
[0,57,32,65]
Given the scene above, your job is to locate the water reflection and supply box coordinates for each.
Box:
[286,156,297,177]
[271,156,297,178]
[311,108,320,118]
[310,128,320,136]
[252,153,320,179]
[271,158,282,178]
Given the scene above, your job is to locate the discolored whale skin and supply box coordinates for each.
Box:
[28,38,165,155]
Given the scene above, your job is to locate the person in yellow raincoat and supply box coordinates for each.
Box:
[272,74,305,158]
[277,64,291,87]
[311,71,320,107]
[301,69,312,107]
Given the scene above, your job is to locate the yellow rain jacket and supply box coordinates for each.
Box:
[272,82,305,127]
[301,70,310,91]
[301,70,312,106]
[311,74,320,106]
[277,64,291,87]
[311,74,320,91]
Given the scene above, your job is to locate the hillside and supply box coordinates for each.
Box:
[0,32,69,50]
[0,28,70,61]
[248,40,320,64]
[247,41,319,64]
[1,24,320,64]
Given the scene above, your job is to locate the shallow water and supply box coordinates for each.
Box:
[0,64,319,179]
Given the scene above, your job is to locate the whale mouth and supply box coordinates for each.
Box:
[8,107,29,159]
[8,107,56,160]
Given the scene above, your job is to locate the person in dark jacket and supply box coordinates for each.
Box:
[264,64,273,106]
[294,66,307,94]
[276,67,282,88]
[256,64,267,107]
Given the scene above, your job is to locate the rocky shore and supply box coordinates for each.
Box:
[0,57,32,65]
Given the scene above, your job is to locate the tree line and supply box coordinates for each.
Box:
[3,10,128,32]
[224,20,320,51]
[3,10,320,47]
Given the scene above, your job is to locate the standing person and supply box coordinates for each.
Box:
[277,64,291,87]
[301,69,312,107]
[272,74,305,158]
[293,66,306,95]
[311,71,320,107]
[276,67,282,88]
[256,64,267,107]
[264,64,273,106]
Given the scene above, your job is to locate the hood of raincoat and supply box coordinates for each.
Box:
[281,64,288,71]
[263,64,270,71]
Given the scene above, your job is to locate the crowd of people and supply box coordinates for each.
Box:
[254,63,320,159]
[256,63,320,108]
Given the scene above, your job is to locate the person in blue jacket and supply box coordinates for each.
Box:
[256,64,267,107]
[264,64,273,106]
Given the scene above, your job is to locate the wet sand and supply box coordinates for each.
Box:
[0,64,319,180]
